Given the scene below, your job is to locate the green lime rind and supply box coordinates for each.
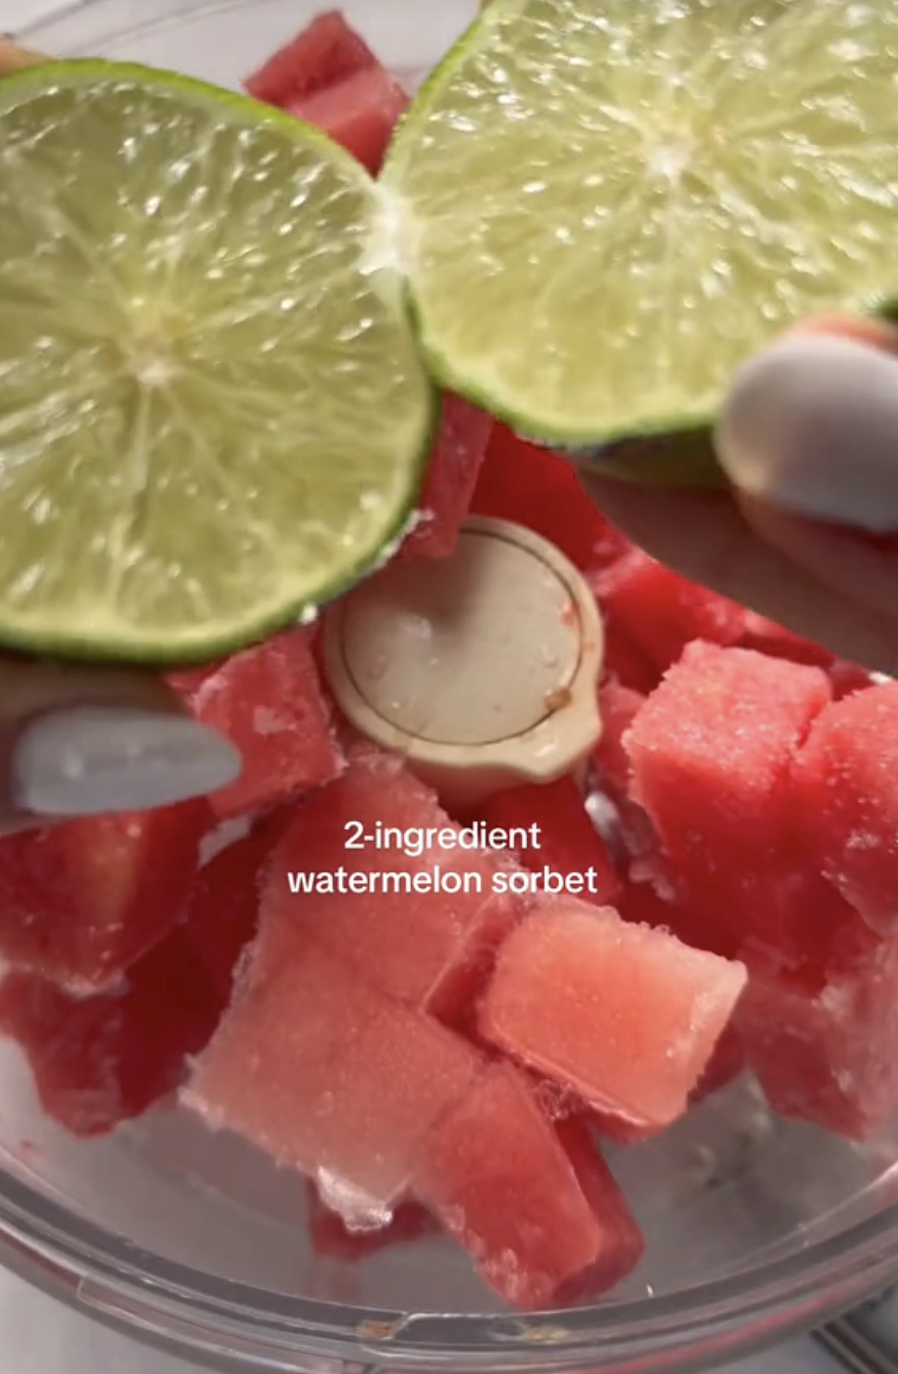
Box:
[385,0,898,468]
[0,59,436,665]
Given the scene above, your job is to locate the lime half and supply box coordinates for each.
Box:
[0,61,434,663]
[385,0,898,455]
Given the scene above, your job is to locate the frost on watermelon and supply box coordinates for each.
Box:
[244,11,377,106]
[287,65,409,175]
[0,801,210,993]
[184,932,482,1213]
[402,395,494,560]
[412,1063,644,1310]
[626,643,834,960]
[737,940,898,1140]
[481,778,619,906]
[471,425,627,573]
[792,682,898,936]
[306,1182,439,1262]
[0,927,224,1138]
[262,746,517,1021]
[177,627,343,821]
[480,901,747,1134]
[591,550,746,675]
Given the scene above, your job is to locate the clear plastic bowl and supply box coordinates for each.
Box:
[4,3,898,1371]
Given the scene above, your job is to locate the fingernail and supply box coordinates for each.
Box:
[715,335,898,533]
[12,707,241,816]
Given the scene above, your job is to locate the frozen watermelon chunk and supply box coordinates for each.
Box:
[616,869,739,961]
[0,928,224,1137]
[829,660,876,700]
[602,627,660,696]
[481,779,619,906]
[185,937,482,1211]
[593,681,646,798]
[403,396,494,559]
[287,66,409,175]
[792,682,898,935]
[412,1064,644,1309]
[184,812,289,998]
[592,550,746,675]
[471,425,627,573]
[306,1183,439,1262]
[626,643,831,945]
[480,901,747,1132]
[244,11,377,106]
[262,746,517,1020]
[689,1024,746,1104]
[737,941,898,1140]
[738,611,834,668]
[177,627,343,821]
[0,801,210,992]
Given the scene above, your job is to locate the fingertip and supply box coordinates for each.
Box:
[715,334,898,534]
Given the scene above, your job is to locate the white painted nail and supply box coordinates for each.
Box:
[12,707,242,816]
[715,335,898,532]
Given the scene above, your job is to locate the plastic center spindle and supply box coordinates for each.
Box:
[323,516,605,806]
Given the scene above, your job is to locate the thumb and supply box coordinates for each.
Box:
[0,659,239,833]
[714,324,898,533]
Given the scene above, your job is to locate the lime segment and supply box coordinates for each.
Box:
[385,0,898,449]
[0,62,434,663]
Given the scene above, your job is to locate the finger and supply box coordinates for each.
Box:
[737,492,898,624]
[714,332,898,533]
[0,658,240,833]
[577,469,898,670]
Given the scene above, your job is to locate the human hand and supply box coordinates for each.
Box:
[0,658,239,836]
[580,317,898,674]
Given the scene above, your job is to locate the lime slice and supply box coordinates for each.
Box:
[385,0,898,463]
[0,61,434,663]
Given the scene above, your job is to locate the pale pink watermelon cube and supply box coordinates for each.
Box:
[261,745,518,1020]
[177,627,344,821]
[184,934,482,1210]
[412,1063,644,1309]
[480,901,747,1132]
[737,939,898,1140]
[792,682,898,935]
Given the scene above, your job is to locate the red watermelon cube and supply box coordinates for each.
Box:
[626,643,832,948]
[471,425,627,573]
[792,682,898,936]
[261,745,518,1021]
[593,681,646,798]
[0,927,224,1138]
[184,811,290,998]
[737,941,898,1140]
[738,611,834,668]
[0,800,210,993]
[591,551,747,675]
[412,1064,644,1309]
[184,937,482,1211]
[402,395,494,559]
[481,778,619,906]
[287,65,409,176]
[480,901,747,1133]
[244,11,377,107]
[178,627,344,821]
